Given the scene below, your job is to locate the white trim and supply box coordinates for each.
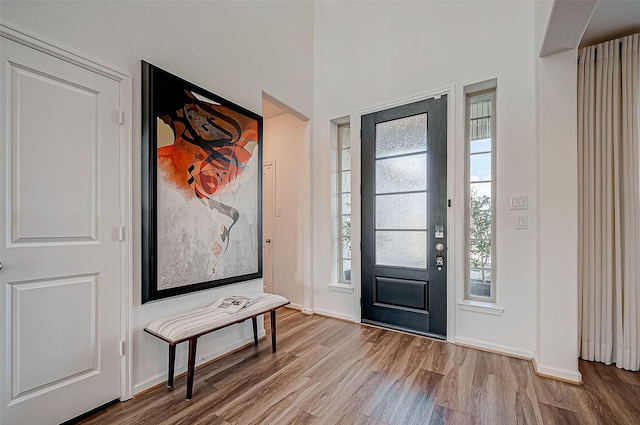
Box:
[463,83,497,303]
[313,308,355,323]
[263,160,276,295]
[335,122,352,285]
[285,303,304,311]
[329,283,354,294]
[0,23,128,82]
[351,85,457,342]
[446,86,457,344]
[457,299,505,316]
[118,67,133,402]
[456,336,535,359]
[0,21,134,401]
[533,357,583,383]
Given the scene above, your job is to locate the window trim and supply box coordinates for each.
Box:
[336,121,352,284]
[464,87,497,302]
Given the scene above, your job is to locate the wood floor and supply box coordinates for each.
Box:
[79,308,640,425]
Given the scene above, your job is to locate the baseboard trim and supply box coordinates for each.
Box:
[533,357,583,385]
[455,336,535,360]
[312,308,355,323]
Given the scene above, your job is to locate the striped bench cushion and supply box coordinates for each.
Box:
[145,293,289,344]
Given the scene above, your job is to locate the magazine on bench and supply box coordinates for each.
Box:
[209,294,264,313]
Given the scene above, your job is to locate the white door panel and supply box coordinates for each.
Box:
[10,63,99,241]
[1,36,122,425]
[11,276,97,396]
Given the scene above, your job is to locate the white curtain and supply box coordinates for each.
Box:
[578,33,640,372]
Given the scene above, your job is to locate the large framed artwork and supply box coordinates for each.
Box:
[141,61,262,303]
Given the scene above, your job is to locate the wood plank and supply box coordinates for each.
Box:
[316,369,386,425]
[530,362,577,410]
[435,345,477,413]
[429,405,474,425]
[501,356,543,425]
[348,414,386,425]
[539,402,582,425]
[421,339,454,374]
[468,366,506,425]
[579,360,640,424]
[214,344,333,420]
[391,369,443,425]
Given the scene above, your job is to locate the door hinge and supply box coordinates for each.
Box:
[360,241,362,251]
[118,226,126,241]
[119,340,126,356]
[360,128,362,139]
[359,297,362,307]
[118,110,125,125]
[448,199,452,207]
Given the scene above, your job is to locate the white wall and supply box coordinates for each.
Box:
[0,0,313,394]
[312,1,538,355]
[534,0,581,382]
[263,113,310,309]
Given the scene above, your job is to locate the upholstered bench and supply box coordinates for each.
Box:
[144,293,290,400]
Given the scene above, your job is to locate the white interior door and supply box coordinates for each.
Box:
[0,36,123,425]
[263,161,275,293]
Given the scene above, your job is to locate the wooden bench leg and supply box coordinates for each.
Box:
[270,309,277,353]
[168,343,176,388]
[186,337,198,400]
[252,316,258,346]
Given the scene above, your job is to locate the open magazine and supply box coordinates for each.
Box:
[209,294,264,314]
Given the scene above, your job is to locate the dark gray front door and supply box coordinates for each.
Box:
[361,96,447,338]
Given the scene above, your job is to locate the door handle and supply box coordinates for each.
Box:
[435,244,444,270]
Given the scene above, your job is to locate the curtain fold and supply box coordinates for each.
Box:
[578,33,640,372]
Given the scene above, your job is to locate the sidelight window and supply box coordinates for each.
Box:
[337,123,352,283]
[466,89,496,301]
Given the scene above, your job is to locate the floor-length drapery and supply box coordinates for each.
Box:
[578,33,639,371]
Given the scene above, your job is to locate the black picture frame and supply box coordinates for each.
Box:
[141,61,262,304]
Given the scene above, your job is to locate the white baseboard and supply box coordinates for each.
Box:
[312,308,355,322]
[455,336,535,359]
[285,303,303,311]
[533,357,583,383]
[133,331,265,396]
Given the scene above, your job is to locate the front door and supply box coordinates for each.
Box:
[0,36,123,424]
[361,96,447,338]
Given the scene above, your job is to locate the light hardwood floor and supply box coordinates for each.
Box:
[79,308,640,425]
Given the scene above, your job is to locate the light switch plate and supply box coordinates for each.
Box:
[510,195,528,210]
[516,215,528,229]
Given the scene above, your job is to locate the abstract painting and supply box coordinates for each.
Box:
[142,62,262,303]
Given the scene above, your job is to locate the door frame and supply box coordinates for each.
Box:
[0,22,133,400]
[263,160,276,294]
[351,86,457,342]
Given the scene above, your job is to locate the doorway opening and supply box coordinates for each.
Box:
[261,93,309,310]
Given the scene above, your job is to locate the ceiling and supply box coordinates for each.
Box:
[581,0,640,47]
